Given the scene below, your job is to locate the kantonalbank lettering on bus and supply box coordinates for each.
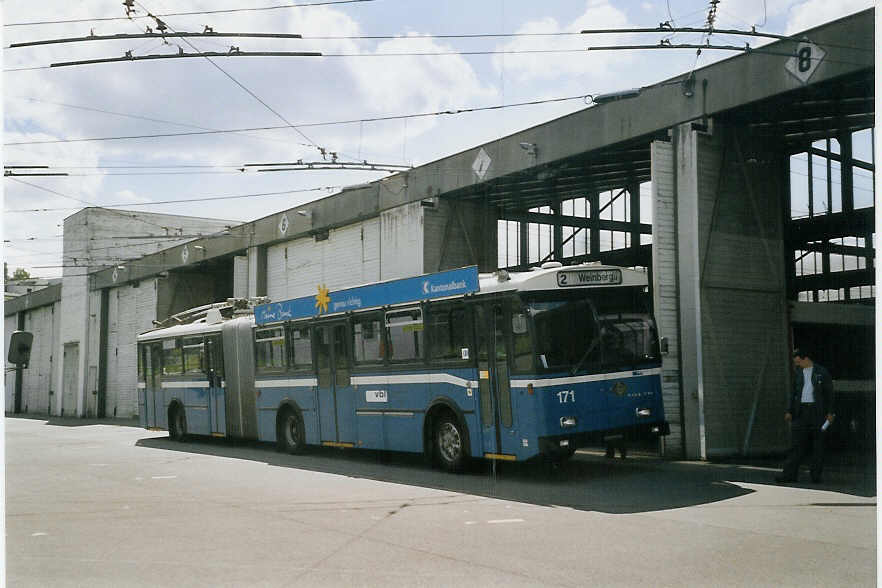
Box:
[137,263,668,471]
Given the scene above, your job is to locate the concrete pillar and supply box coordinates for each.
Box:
[233,256,249,298]
[247,246,267,298]
[651,139,685,458]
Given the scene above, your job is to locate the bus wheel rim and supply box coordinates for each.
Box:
[285,415,298,445]
[439,422,461,462]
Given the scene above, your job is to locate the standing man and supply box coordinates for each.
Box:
[776,348,835,483]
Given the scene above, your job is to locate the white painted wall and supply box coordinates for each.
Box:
[233,255,248,298]
[57,208,233,418]
[4,314,18,411]
[266,203,427,303]
[105,279,158,418]
[380,202,424,281]
[22,303,60,415]
[267,218,382,302]
[651,140,684,458]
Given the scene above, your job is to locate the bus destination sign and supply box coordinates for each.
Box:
[556,268,622,287]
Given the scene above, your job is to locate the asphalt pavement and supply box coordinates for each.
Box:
[5,416,877,587]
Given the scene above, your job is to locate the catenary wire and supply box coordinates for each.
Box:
[3,0,377,27]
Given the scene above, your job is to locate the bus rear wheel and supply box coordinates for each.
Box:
[277,408,305,454]
[169,406,187,442]
[435,415,466,472]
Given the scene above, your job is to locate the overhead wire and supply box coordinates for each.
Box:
[3,0,377,27]
[7,25,815,49]
[4,184,339,213]
[7,177,233,231]
[5,97,324,150]
[2,93,594,146]
[132,0,331,160]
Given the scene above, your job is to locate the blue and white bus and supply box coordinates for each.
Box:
[137,263,668,471]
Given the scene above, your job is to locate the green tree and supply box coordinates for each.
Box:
[12,268,30,280]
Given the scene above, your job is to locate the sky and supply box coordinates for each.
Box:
[1,0,874,279]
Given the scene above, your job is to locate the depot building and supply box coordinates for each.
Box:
[5,10,874,460]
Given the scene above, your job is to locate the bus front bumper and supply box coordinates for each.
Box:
[537,420,670,457]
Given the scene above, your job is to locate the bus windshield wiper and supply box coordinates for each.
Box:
[571,331,602,376]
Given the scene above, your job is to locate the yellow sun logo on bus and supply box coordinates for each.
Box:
[315,284,330,314]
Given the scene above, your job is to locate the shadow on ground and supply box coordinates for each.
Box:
[7,413,141,428]
[135,435,875,514]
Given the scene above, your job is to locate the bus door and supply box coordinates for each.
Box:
[475,302,517,458]
[142,342,162,428]
[205,334,226,436]
[315,322,355,445]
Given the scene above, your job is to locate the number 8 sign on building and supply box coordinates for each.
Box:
[785,39,826,85]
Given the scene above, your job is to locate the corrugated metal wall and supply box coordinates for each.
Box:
[695,129,789,456]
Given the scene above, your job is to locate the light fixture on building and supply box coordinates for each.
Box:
[592,88,641,104]
[519,142,538,157]
[681,74,696,98]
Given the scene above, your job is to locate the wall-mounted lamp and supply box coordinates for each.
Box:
[296,210,312,218]
[681,74,696,98]
[519,142,538,157]
[592,88,641,104]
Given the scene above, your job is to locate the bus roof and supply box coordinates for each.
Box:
[139,263,648,339]
[478,262,647,294]
[138,314,253,342]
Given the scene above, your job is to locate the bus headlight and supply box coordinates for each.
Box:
[636,408,651,417]
[560,416,577,428]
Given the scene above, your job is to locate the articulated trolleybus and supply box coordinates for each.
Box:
[137,263,668,471]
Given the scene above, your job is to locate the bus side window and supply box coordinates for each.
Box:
[182,336,205,374]
[385,307,423,363]
[137,344,145,382]
[287,324,313,371]
[353,313,384,364]
[428,303,470,364]
[206,335,224,379]
[510,308,533,373]
[315,327,331,388]
[162,338,183,375]
[255,327,286,372]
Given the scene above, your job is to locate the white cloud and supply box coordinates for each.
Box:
[492,0,633,84]
[784,0,874,34]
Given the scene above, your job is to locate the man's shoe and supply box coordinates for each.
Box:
[775,475,797,483]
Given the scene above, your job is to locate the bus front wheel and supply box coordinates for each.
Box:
[276,408,305,454]
[435,415,466,472]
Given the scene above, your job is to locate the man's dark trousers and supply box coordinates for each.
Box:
[782,403,826,481]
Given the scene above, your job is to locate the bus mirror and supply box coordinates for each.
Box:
[659,336,669,355]
[8,331,34,368]
[512,314,528,335]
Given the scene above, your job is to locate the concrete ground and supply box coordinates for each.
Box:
[5,416,876,587]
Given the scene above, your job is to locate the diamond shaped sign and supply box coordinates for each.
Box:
[472,147,492,180]
[785,39,826,85]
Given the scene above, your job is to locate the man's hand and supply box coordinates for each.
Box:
[784,412,792,422]
[825,413,834,424]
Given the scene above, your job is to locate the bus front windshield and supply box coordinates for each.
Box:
[523,287,659,374]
